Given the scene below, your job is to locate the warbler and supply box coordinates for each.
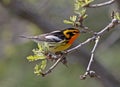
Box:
[20,28,80,53]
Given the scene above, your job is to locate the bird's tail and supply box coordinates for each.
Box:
[19,35,40,43]
[19,35,30,39]
[19,35,37,39]
[19,35,38,40]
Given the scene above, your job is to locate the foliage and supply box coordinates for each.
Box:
[27,43,47,75]
[64,15,77,25]
[114,12,120,20]
[63,0,94,26]
[34,60,47,75]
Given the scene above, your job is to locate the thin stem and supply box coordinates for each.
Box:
[80,36,100,79]
[41,55,64,76]
[67,18,119,54]
[87,0,115,8]
[86,36,100,72]
[67,36,95,53]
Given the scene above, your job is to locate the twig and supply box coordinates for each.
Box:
[41,54,65,76]
[86,0,115,8]
[80,36,100,79]
[65,17,120,79]
[87,36,100,72]
[66,18,120,54]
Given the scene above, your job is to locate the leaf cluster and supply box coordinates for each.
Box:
[27,44,47,75]
[63,0,94,26]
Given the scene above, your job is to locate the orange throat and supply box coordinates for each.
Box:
[68,33,80,44]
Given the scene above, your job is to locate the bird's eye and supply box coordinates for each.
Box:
[73,31,76,33]
[73,30,78,34]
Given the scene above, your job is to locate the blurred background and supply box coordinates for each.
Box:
[0,0,120,87]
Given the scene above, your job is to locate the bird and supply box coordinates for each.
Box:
[20,28,80,54]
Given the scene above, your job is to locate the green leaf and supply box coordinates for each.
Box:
[81,8,86,14]
[63,20,74,24]
[27,54,46,62]
[63,16,77,25]
[74,8,87,19]
[74,3,80,10]
[114,12,120,20]
[34,60,47,75]
[70,15,77,22]
[41,60,47,70]
[85,0,94,4]
[34,64,41,75]
[38,43,43,51]
[83,14,88,19]
[74,0,94,8]
[27,55,37,62]
[27,43,48,62]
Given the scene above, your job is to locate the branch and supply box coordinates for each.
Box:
[41,53,66,77]
[80,36,100,79]
[86,0,115,8]
[67,18,120,54]
[65,15,120,79]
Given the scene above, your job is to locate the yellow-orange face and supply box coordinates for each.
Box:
[63,28,80,44]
